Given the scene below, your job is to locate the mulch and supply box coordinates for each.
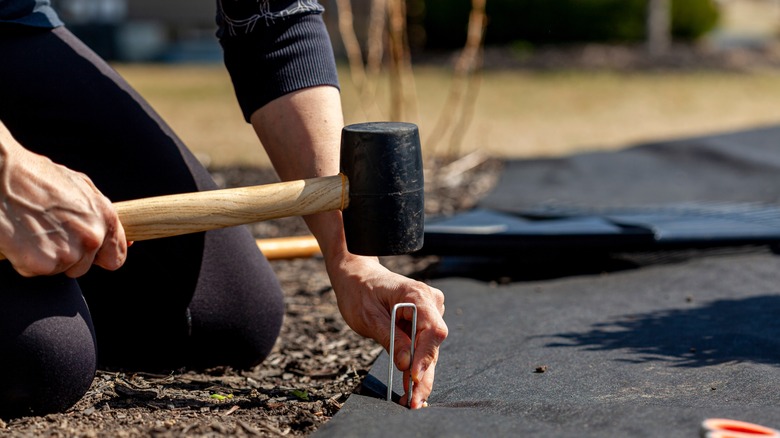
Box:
[0,155,502,437]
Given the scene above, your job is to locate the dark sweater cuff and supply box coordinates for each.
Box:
[220,13,340,122]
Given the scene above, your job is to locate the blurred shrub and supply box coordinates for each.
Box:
[415,0,719,49]
[671,0,720,40]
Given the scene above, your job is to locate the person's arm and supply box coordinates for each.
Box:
[0,120,127,278]
[250,86,448,408]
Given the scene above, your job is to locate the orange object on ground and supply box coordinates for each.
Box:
[256,235,321,260]
[701,418,780,438]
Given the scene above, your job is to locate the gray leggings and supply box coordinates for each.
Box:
[0,26,285,418]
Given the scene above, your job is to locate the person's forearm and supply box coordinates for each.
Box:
[248,85,353,264]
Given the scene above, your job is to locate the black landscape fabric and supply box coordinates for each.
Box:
[313,124,780,437]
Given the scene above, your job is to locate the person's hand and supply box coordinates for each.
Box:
[0,127,127,277]
[326,254,448,409]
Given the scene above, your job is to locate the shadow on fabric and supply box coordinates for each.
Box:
[414,246,775,284]
[542,294,780,367]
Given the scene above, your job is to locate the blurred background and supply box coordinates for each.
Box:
[51,0,780,168]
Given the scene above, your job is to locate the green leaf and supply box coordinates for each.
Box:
[290,389,309,401]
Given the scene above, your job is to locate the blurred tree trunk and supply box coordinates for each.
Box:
[646,0,671,56]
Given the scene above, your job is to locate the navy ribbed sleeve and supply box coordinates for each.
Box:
[217,1,340,121]
[0,0,62,28]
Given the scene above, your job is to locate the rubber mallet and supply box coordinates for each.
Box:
[0,122,424,259]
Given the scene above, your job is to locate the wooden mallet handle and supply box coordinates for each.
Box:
[115,174,348,241]
[0,174,347,260]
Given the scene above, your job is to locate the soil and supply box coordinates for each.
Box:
[0,156,503,437]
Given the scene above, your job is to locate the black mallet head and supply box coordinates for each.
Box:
[340,122,425,256]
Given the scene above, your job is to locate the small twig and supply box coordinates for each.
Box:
[387,0,404,121]
[386,0,418,123]
[327,394,344,410]
[363,0,388,119]
[425,0,487,159]
[428,150,490,189]
[439,149,489,177]
[237,419,261,436]
[223,405,240,416]
[334,0,366,93]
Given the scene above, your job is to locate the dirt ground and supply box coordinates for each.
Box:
[0,156,502,437]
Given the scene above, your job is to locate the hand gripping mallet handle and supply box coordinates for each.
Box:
[0,122,425,259]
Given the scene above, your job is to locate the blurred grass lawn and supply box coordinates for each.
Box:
[114,62,780,168]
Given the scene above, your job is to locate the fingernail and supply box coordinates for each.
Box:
[399,349,411,369]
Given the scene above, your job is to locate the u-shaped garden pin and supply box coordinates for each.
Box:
[387,303,417,407]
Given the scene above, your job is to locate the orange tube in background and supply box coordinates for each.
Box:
[256,235,321,260]
[701,418,780,438]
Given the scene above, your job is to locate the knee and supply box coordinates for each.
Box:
[0,272,97,419]
[242,282,286,367]
[186,227,288,370]
[0,317,97,418]
[189,278,286,371]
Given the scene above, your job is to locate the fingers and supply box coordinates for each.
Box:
[60,183,126,276]
[54,230,102,278]
[414,363,435,408]
[410,321,448,383]
[11,241,95,278]
[387,308,417,372]
[406,285,447,379]
[400,356,437,409]
[92,200,128,272]
[64,252,98,278]
[387,302,446,374]
[9,199,126,278]
[64,200,126,277]
[386,285,448,409]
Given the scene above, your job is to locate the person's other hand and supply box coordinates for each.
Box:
[0,128,127,277]
[327,254,447,409]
